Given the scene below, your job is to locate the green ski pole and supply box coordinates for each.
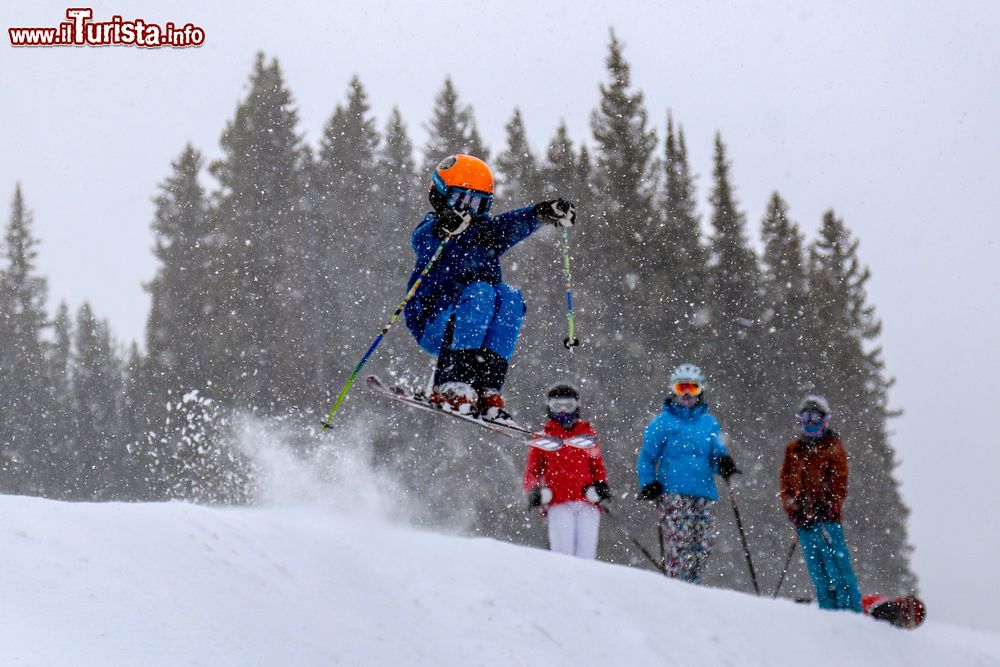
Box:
[321,236,451,430]
[560,227,580,349]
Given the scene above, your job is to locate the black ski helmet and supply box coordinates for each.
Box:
[546,383,581,426]
[547,384,580,401]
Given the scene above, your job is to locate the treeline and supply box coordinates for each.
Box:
[0,32,915,599]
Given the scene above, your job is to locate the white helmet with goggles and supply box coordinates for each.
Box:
[669,363,705,396]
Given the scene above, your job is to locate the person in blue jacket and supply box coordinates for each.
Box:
[403,154,575,421]
[636,363,740,582]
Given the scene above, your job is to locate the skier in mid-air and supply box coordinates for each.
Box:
[403,154,575,421]
[636,363,740,582]
[779,395,863,612]
[523,384,611,559]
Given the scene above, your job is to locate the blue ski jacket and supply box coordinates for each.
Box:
[404,206,541,341]
[637,399,730,501]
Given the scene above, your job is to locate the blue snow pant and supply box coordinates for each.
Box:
[417,281,526,361]
[797,522,863,612]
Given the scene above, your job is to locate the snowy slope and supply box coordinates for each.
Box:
[1,496,998,666]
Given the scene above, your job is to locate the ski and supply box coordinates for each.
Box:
[793,594,926,629]
[366,374,542,440]
[863,594,927,630]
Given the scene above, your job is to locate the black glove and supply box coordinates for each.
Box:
[432,208,473,239]
[812,502,836,522]
[636,481,663,501]
[718,455,741,480]
[527,486,552,508]
[791,511,816,530]
[583,481,613,503]
[533,199,576,228]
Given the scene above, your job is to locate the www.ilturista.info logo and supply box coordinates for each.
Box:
[9,8,205,48]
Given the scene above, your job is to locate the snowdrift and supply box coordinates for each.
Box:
[1,495,997,666]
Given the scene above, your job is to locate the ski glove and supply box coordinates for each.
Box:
[718,455,741,480]
[811,502,837,522]
[533,199,576,228]
[527,486,553,508]
[636,481,663,501]
[791,511,816,530]
[583,481,613,504]
[432,208,473,239]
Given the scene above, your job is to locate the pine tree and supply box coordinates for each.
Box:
[46,301,75,496]
[587,29,658,334]
[590,30,657,227]
[370,106,428,383]
[422,77,489,175]
[310,75,384,402]
[645,114,708,361]
[145,145,214,401]
[759,192,810,393]
[543,123,578,199]
[379,107,420,236]
[317,75,380,221]
[0,185,54,495]
[541,122,596,216]
[807,210,916,593]
[119,343,151,499]
[207,52,307,410]
[69,303,124,500]
[568,32,660,560]
[705,133,762,394]
[495,108,543,207]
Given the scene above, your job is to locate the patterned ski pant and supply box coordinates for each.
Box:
[656,492,717,582]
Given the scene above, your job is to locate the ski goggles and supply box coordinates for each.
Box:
[672,382,702,397]
[432,174,493,216]
[546,397,579,414]
[797,410,826,426]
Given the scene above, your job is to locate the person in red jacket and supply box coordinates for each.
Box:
[523,384,611,559]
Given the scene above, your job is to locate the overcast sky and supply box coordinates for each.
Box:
[3,0,999,632]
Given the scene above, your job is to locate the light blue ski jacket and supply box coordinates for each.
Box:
[637,399,729,501]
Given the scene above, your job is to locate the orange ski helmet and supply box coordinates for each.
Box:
[429,154,494,216]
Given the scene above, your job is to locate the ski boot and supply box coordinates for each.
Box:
[479,388,515,424]
[429,382,478,415]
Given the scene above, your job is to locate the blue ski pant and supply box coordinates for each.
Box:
[418,281,526,361]
[797,522,863,612]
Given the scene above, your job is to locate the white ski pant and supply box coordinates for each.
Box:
[546,501,601,559]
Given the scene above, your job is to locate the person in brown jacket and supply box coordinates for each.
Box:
[779,395,862,612]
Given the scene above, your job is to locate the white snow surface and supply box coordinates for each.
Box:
[2,495,999,667]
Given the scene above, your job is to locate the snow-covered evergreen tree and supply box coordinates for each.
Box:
[807,210,916,595]
[207,52,306,410]
[145,145,214,399]
[0,185,55,495]
[495,108,543,208]
[69,303,125,500]
[422,77,489,175]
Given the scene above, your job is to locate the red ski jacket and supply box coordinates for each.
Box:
[523,419,608,506]
[779,431,849,523]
